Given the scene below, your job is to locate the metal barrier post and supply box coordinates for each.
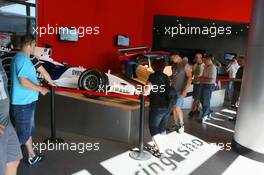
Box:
[129,94,151,160]
[44,86,64,143]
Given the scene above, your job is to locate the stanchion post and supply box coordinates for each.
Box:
[50,85,55,139]
[139,94,145,154]
[129,94,151,160]
[44,86,64,143]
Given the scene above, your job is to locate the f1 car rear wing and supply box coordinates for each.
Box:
[33,47,64,66]
[118,46,151,56]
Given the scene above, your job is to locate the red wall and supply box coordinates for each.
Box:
[38,0,253,72]
[38,0,145,72]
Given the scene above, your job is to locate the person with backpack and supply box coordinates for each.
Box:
[142,58,170,157]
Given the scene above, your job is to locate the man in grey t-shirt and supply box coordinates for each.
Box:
[169,53,192,133]
[197,54,217,122]
[0,59,22,175]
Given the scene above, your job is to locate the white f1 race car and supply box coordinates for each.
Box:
[33,47,136,97]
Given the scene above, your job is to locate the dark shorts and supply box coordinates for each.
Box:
[0,123,23,175]
[193,84,202,100]
[149,108,170,136]
[11,102,36,145]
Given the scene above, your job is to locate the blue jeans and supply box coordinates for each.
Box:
[11,102,36,144]
[193,84,202,100]
[226,81,234,100]
[201,84,215,118]
[149,108,170,136]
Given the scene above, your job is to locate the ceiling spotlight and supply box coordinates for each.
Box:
[235,32,238,34]
[176,19,180,22]
[212,22,215,25]
[187,24,190,26]
[246,26,249,29]
[240,29,243,31]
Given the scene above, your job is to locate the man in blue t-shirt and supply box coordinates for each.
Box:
[11,34,48,165]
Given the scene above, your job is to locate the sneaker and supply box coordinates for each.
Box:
[177,125,184,134]
[188,111,195,117]
[161,130,167,135]
[201,116,211,123]
[168,124,178,132]
[28,154,45,165]
[230,105,238,110]
[158,153,166,159]
[229,117,237,121]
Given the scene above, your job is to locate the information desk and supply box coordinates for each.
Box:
[36,91,149,145]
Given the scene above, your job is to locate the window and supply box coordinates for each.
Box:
[0,0,36,34]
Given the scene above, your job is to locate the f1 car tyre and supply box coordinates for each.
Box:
[78,69,109,98]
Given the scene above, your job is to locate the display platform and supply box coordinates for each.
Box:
[36,91,149,145]
[36,87,225,145]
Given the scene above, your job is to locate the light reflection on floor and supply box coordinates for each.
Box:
[100,132,219,175]
[72,169,92,175]
[222,155,264,175]
[203,121,235,133]
[215,112,234,119]
[221,108,237,115]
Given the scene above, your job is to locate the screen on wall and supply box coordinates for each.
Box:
[116,35,130,46]
[224,53,237,61]
[59,28,79,42]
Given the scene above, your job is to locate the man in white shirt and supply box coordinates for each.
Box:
[226,58,240,101]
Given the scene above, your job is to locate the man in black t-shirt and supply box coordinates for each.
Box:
[231,56,245,108]
[143,59,170,157]
[148,72,169,109]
